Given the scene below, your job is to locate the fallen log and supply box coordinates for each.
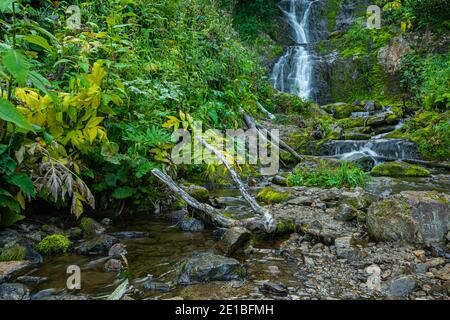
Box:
[151,168,275,232]
[197,136,276,232]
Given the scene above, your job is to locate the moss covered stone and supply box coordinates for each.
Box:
[322,103,364,119]
[35,235,71,255]
[182,184,210,202]
[256,187,289,204]
[371,161,430,177]
[80,217,106,237]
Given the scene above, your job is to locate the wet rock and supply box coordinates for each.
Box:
[180,217,204,232]
[66,227,83,240]
[366,111,399,127]
[0,230,43,264]
[108,243,127,258]
[271,175,288,187]
[177,252,246,285]
[0,283,30,300]
[371,161,430,177]
[76,235,119,255]
[104,259,124,272]
[342,153,376,171]
[212,228,227,241]
[389,276,416,297]
[31,288,57,300]
[364,100,378,112]
[80,217,106,237]
[343,131,371,140]
[334,236,362,261]
[260,282,289,297]
[428,243,450,259]
[215,227,251,257]
[367,191,449,244]
[100,218,112,227]
[143,278,172,292]
[432,264,450,281]
[16,276,48,285]
[40,224,64,236]
[334,204,358,222]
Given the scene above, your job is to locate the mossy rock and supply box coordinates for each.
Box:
[0,244,26,262]
[336,117,367,129]
[256,187,289,204]
[371,161,430,177]
[322,103,364,119]
[35,235,71,256]
[80,217,106,237]
[182,184,210,202]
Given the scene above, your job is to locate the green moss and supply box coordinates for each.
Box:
[371,161,431,177]
[275,219,297,233]
[336,117,367,129]
[322,103,364,119]
[0,244,26,262]
[256,187,289,204]
[35,234,71,256]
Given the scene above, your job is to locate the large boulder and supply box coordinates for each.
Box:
[181,184,210,202]
[321,103,364,119]
[180,217,204,232]
[215,227,251,256]
[371,161,430,177]
[177,252,245,285]
[367,191,449,244]
[79,217,106,237]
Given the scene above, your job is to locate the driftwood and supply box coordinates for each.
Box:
[242,111,304,162]
[151,166,276,232]
[197,136,276,232]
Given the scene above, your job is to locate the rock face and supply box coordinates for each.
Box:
[378,37,410,74]
[215,227,251,256]
[177,252,245,285]
[367,191,450,244]
[371,161,430,177]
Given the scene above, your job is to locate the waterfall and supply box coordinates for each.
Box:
[271,0,317,99]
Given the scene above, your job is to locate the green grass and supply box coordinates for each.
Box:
[287,162,368,189]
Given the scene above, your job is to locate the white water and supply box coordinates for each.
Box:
[271,0,317,99]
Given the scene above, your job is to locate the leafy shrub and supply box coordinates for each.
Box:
[35,234,71,255]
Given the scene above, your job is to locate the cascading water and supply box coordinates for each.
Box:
[271,0,317,99]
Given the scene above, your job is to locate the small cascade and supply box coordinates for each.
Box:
[271,0,318,99]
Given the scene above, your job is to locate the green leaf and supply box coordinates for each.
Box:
[0,144,7,155]
[8,173,36,197]
[28,71,56,100]
[23,35,54,53]
[101,142,121,165]
[0,98,33,132]
[112,187,134,200]
[0,0,15,13]
[0,209,25,227]
[2,49,30,85]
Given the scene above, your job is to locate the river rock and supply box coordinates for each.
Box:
[76,235,119,255]
[143,278,171,292]
[80,217,106,237]
[16,276,48,285]
[366,111,399,127]
[260,282,289,297]
[334,236,362,261]
[108,231,148,239]
[343,131,372,140]
[389,276,416,297]
[371,161,430,177]
[0,261,31,282]
[334,204,358,222]
[180,217,204,232]
[177,252,246,285]
[367,191,449,244]
[322,103,364,119]
[0,283,30,300]
[0,230,43,264]
[338,189,372,210]
[104,258,124,272]
[66,227,83,240]
[108,243,127,257]
[343,153,376,171]
[215,227,251,256]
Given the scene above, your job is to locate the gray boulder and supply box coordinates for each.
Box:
[177,252,245,285]
[76,235,119,255]
[0,283,30,300]
[215,227,250,256]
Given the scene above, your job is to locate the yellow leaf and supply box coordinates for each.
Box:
[85,61,107,87]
